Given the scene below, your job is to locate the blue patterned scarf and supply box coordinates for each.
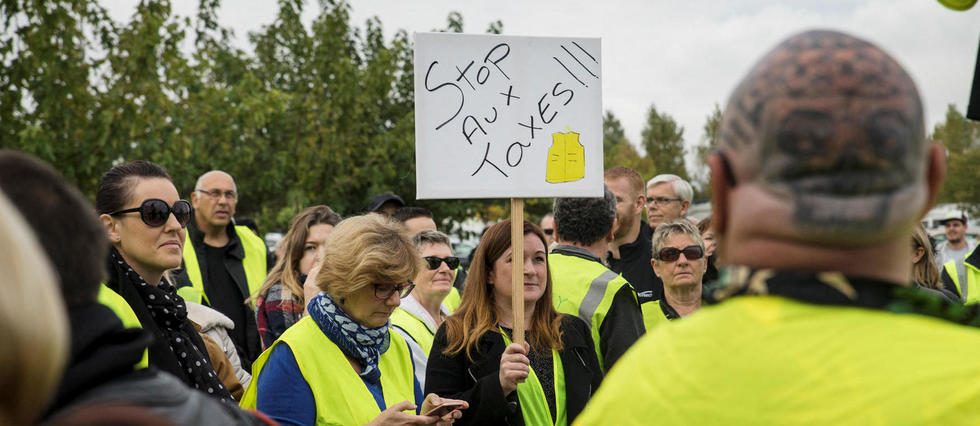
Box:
[307,292,390,384]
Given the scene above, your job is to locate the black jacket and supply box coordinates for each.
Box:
[608,220,663,303]
[105,255,214,386]
[45,304,265,425]
[175,219,269,367]
[425,316,603,426]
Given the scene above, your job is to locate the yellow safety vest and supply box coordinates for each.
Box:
[443,286,461,313]
[575,296,980,425]
[945,252,980,304]
[97,284,149,369]
[501,330,567,426]
[549,251,635,370]
[178,225,267,305]
[390,307,437,356]
[241,316,416,425]
[640,300,672,333]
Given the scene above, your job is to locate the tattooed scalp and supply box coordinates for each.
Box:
[718,30,927,243]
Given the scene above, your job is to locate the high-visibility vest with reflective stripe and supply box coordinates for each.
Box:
[390,307,436,355]
[240,316,416,425]
[178,225,267,305]
[640,300,672,333]
[549,252,635,370]
[501,329,567,426]
[945,253,980,304]
[443,286,461,313]
[97,284,149,369]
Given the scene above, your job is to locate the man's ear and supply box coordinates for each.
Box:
[680,200,691,216]
[708,153,731,237]
[607,217,619,242]
[101,213,121,244]
[651,258,662,278]
[634,194,646,213]
[190,190,200,209]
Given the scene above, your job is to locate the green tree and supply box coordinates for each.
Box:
[691,103,721,197]
[1,0,519,235]
[932,104,980,215]
[641,104,688,181]
[603,110,654,179]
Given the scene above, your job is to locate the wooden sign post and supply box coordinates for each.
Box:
[510,198,525,344]
[414,33,603,346]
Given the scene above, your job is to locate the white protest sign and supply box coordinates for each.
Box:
[414,32,603,199]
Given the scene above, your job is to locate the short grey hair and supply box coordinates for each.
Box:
[412,229,453,254]
[553,186,617,246]
[651,219,704,264]
[646,174,693,203]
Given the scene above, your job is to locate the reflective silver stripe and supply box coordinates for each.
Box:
[578,270,619,328]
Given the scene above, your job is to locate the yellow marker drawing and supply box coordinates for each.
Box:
[545,128,585,183]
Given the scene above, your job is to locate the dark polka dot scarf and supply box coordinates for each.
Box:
[111,250,233,402]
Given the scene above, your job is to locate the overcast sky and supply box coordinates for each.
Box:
[104,0,979,176]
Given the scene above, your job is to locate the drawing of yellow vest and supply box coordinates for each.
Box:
[546,129,585,183]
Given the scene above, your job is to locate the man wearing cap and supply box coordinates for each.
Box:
[577,30,980,423]
[938,211,978,303]
[367,192,405,216]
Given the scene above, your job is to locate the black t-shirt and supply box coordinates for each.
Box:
[202,244,250,364]
[608,221,663,304]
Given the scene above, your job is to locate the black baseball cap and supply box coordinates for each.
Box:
[367,192,405,212]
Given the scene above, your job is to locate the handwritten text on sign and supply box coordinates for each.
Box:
[414,33,603,199]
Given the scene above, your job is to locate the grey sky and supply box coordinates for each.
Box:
[104,0,979,178]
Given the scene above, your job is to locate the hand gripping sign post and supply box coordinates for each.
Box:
[415,33,602,344]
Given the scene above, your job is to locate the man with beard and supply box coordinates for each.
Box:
[605,166,662,303]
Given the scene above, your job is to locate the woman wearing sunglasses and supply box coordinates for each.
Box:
[241,214,467,425]
[253,205,342,349]
[425,219,603,426]
[390,229,459,389]
[642,219,708,332]
[96,161,233,401]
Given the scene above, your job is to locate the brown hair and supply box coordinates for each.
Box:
[697,216,712,234]
[442,219,563,361]
[253,205,342,303]
[911,223,941,289]
[604,166,644,198]
[317,213,422,299]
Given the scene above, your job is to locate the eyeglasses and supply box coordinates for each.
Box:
[424,256,460,270]
[109,199,192,228]
[655,245,704,262]
[542,229,554,236]
[647,197,682,206]
[374,282,415,300]
[196,189,238,201]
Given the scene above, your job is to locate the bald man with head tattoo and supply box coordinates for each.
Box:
[575,30,980,424]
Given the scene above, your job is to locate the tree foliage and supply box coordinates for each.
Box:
[690,103,721,198]
[603,110,654,179]
[932,104,980,215]
[0,0,521,232]
[640,104,688,181]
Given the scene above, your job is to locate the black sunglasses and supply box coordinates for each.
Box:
[543,229,554,236]
[424,256,460,270]
[109,199,192,228]
[656,245,704,262]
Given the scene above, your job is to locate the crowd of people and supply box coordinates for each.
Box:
[3,28,980,425]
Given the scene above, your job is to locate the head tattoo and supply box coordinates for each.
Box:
[718,30,927,244]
